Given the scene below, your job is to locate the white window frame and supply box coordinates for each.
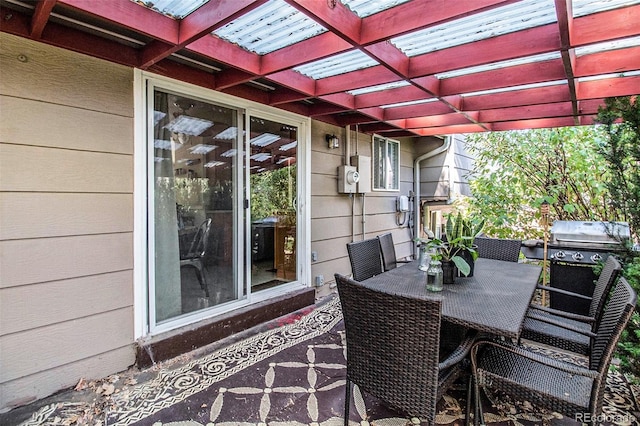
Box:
[133,69,311,338]
[372,134,400,191]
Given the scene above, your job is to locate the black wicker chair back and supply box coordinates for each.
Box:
[377,233,411,271]
[589,256,622,320]
[377,232,398,271]
[474,237,522,262]
[521,256,622,355]
[471,278,636,424]
[335,273,441,422]
[346,238,383,281]
[590,276,635,371]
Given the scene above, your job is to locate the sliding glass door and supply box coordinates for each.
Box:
[150,89,242,324]
[248,115,298,292]
[145,79,307,332]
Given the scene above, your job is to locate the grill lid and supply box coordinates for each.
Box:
[550,221,629,247]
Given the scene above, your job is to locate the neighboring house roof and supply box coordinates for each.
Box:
[1,0,638,136]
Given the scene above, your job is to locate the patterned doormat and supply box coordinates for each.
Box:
[16,296,640,426]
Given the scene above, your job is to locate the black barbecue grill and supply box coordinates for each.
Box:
[521,221,629,314]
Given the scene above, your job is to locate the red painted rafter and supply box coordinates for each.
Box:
[58,0,178,43]
[479,102,574,123]
[461,84,571,111]
[572,4,640,46]
[355,85,432,109]
[1,7,139,66]
[405,113,478,129]
[577,75,640,100]
[360,0,516,44]
[187,35,261,75]
[141,0,268,69]
[409,24,561,78]
[315,66,399,95]
[260,32,352,75]
[414,124,487,136]
[30,0,55,39]
[384,100,457,121]
[493,117,576,131]
[285,0,361,44]
[575,46,640,77]
[554,0,578,123]
[439,59,568,96]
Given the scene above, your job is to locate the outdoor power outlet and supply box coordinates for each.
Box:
[315,275,324,286]
[311,251,318,261]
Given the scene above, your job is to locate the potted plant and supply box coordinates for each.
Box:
[426,213,484,283]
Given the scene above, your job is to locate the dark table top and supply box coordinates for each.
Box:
[361,258,542,339]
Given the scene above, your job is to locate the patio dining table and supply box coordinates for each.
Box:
[361,258,542,339]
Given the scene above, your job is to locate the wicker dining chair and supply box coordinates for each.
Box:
[474,236,522,262]
[335,273,477,426]
[377,232,411,271]
[521,256,622,355]
[346,238,384,281]
[180,217,212,297]
[470,277,636,426]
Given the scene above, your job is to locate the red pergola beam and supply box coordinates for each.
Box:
[492,117,577,131]
[187,35,261,75]
[575,46,640,77]
[360,0,515,44]
[1,8,139,67]
[384,100,456,121]
[260,32,352,75]
[285,0,361,44]
[440,59,568,96]
[355,85,432,109]
[315,65,399,95]
[414,123,487,136]
[479,102,574,123]
[30,0,55,39]
[405,113,477,129]
[58,0,178,43]
[572,4,640,46]
[409,24,561,78]
[461,84,570,111]
[577,75,640,100]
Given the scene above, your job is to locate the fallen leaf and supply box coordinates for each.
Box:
[74,378,88,391]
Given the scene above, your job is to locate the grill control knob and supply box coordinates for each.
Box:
[572,252,584,261]
[555,250,566,259]
[591,253,603,262]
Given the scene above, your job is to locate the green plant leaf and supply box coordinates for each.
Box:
[452,255,470,276]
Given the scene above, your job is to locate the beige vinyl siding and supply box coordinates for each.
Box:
[309,123,417,297]
[0,33,135,411]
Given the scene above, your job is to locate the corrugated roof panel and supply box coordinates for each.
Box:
[380,98,437,109]
[348,81,410,95]
[341,0,411,17]
[573,0,640,17]
[461,80,568,97]
[575,35,640,56]
[391,0,557,57]
[131,0,208,19]
[294,50,379,79]
[436,52,562,79]
[213,0,326,55]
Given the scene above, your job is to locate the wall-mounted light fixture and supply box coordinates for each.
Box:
[326,134,339,149]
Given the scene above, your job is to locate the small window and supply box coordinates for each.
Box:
[372,135,400,191]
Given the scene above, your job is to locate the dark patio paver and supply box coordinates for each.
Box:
[4,296,639,426]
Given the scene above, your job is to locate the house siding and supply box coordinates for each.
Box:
[309,124,417,298]
[0,33,135,411]
[0,32,426,412]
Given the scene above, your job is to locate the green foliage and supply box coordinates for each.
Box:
[427,212,484,276]
[464,127,615,238]
[595,96,640,381]
[250,165,297,222]
[595,96,640,241]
